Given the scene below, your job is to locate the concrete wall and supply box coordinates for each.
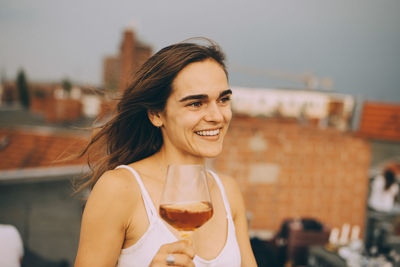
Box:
[0,177,84,265]
[370,141,400,167]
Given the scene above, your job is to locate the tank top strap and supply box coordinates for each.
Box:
[208,170,233,219]
[115,165,157,219]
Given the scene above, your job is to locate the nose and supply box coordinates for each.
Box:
[204,102,224,122]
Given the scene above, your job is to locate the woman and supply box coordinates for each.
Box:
[369,168,399,212]
[74,39,257,267]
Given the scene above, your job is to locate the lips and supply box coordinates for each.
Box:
[195,128,220,136]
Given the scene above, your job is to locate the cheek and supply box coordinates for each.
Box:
[224,107,232,122]
[169,116,196,137]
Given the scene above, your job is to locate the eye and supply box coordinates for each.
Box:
[187,101,203,108]
[219,96,231,104]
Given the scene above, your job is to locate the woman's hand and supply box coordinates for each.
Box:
[150,239,195,267]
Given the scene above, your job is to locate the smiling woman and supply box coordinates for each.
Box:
[74,39,257,267]
[150,59,232,160]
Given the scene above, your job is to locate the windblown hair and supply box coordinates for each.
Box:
[384,169,396,191]
[76,38,227,191]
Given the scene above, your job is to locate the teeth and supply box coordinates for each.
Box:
[196,129,220,136]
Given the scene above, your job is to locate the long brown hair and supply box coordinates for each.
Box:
[76,39,227,191]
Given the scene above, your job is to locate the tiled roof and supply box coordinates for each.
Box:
[0,128,88,170]
[358,101,400,142]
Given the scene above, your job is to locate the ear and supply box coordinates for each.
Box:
[147,110,163,128]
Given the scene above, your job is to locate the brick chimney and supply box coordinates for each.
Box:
[119,29,136,93]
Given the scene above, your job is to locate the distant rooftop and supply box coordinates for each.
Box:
[0,106,96,130]
[231,87,355,131]
[358,101,400,142]
[0,127,88,171]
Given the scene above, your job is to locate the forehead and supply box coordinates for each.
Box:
[170,59,228,99]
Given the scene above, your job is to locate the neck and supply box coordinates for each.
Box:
[147,148,207,185]
[154,146,206,167]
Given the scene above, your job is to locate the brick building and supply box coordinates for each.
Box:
[356,101,400,184]
[357,101,400,143]
[211,88,371,236]
[0,81,19,105]
[1,81,110,123]
[0,128,87,170]
[212,115,370,232]
[103,28,152,93]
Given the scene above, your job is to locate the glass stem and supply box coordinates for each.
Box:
[180,231,193,239]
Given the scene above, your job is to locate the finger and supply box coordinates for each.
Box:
[159,240,195,259]
[165,253,195,267]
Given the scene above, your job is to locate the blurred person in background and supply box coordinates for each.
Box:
[369,167,399,212]
[0,224,24,267]
[74,39,257,267]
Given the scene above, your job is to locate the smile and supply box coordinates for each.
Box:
[195,129,220,136]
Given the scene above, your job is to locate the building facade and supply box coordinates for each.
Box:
[103,29,152,93]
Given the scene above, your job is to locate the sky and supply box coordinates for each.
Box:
[1,0,399,102]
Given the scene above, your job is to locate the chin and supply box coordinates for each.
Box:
[197,147,223,158]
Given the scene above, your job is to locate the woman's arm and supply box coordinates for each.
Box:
[222,175,257,267]
[74,168,196,267]
[74,170,135,267]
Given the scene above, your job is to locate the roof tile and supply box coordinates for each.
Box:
[0,128,88,170]
[358,101,400,141]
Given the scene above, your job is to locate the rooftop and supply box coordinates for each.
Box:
[357,101,400,142]
[0,106,96,129]
[0,127,88,171]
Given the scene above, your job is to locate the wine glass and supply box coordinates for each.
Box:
[159,164,213,238]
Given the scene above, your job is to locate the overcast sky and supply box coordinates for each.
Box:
[1,0,399,102]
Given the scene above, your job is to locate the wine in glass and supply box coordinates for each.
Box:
[159,164,213,238]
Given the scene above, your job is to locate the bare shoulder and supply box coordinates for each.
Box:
[213,172,244,218]
[85,168,141,220]
[215,173,241,195]
[91,168,140,199]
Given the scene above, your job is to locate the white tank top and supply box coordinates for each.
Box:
[115,165,241,267]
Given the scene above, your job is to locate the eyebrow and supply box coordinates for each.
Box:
[179,89,232,102]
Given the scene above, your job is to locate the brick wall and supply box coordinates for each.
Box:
[135,44,152,73]
[0,129,87,170]
[31,97,48,114]
[48,99,82,123]
[1,83,19,104]
[212,115,371,233]
[103,56,121,91]
[358,101,400,142]
[119,30,136,92]
[103,29,152,94]
[31,97,82,123]
[98,99,117,120]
